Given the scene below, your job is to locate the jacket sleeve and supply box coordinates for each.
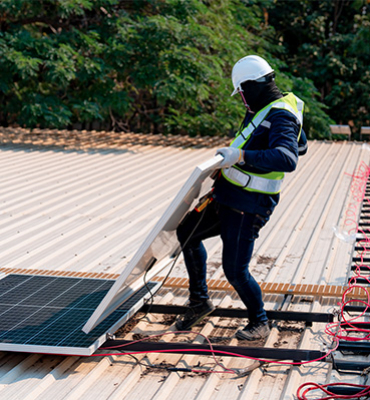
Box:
[242,109,301,173]
[298,128,308,156]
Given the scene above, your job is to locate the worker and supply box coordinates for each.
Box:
[175,55,308,340]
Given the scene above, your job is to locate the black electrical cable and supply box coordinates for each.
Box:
[135,268,155,323]
[118,350,211,374]
[116,351,175,372]
[134,197,212,323]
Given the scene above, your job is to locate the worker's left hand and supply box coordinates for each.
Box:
[216,147,242,168]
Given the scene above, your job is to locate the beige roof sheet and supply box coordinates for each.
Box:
[0,128,369,399]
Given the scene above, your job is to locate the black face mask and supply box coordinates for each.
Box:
[240,79,283,113]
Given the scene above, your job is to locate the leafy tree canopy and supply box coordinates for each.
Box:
[266,0,370,137]
[0,0,368,138]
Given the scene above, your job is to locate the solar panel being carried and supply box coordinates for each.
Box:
[83,156,222,333]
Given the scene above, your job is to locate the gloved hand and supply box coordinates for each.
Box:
[216,147,242,168]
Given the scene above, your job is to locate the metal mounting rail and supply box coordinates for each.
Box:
[347,277,370,285]
[351,265,370,272]
[352,257,370,262]
[355,245,370,251]
[140,304,334,323]
[356,236,370,242]
[326,386,368,396]
[101,339,326,361]
[338,341,370,355]
[344,305,370,313]
[332,360,370,373]
[338,322,370,329]
[100,340,369,373]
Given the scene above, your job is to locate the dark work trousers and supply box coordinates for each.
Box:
[177,200,269,323]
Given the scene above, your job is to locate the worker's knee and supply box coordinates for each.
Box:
[223,266,251,288]
[176,210,204,246]
[176,220,200,248]
[176,223,188,246]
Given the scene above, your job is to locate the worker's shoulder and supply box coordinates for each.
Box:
[267,108,301,128]
[268,107,298,120]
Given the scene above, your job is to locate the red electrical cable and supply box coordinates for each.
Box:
[96,329,339,366]
[296,163,370,399]
[102,330,237,374]
[90,347,336,365]
[297,382,370,400]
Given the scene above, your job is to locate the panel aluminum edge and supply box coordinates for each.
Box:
[0,281,161,356]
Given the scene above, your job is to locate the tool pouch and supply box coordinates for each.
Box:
[194,190,214,213]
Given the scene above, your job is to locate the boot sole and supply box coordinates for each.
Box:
[175,306,215,331]
[235,329,270,341]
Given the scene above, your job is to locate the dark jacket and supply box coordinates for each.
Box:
[214,107,307,217]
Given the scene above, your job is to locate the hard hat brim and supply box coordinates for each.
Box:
[231,87,239,96]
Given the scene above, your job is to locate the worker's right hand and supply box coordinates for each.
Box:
[216,147,242,168]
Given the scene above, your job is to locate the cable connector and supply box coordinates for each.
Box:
[231,361,266,378]
[332,308,341,319]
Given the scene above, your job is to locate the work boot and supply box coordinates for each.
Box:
[175,300,215,331]
[235,321,270,341]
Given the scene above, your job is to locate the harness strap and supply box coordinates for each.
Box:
[232,105,273,148]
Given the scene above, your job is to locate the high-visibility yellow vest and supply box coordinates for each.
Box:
[222,93,304,195]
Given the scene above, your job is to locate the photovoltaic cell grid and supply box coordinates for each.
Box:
[0,274,156,353]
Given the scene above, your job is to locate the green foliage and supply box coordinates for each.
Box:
[267,0,370,138]
[0,0,128,129]
[0,0,368,139]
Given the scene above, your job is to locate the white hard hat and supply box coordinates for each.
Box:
[231,55,274,96]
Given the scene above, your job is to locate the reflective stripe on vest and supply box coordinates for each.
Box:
[222,93,304,194]
[224,167,283,193]
[275,146,298,164]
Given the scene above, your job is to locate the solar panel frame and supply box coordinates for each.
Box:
[83,155,223,333]
[0,274,160,355]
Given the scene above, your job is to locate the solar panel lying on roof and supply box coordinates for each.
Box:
[0,273,159,355]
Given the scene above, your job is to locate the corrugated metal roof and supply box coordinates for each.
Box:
[0,129,369,399]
